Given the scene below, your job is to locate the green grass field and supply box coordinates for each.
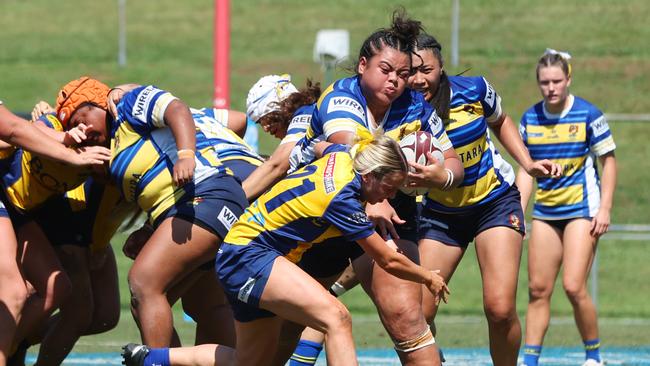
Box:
[2,0,649,353]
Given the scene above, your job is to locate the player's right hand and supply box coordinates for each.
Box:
[31,101,55,122]
[123,224,155,260]
[63,123,89,146]
[366,199,404,240]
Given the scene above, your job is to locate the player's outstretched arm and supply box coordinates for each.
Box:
[0,103,110,166]
[357,232,449,304]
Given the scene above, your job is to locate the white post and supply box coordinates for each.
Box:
[450,0,460,67]
[118,0,127,67]
[590,250,599,310]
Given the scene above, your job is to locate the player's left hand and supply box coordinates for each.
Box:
[590,208,610,238]
[427,269,450,305]
[71,145,112,166]
[408,152,445,188]
[173,155,195,186]
[525,159,562,178]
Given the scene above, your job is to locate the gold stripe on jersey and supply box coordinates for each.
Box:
[0,147,16,159]
[227,154,357,250]
[317,84,335,107]
[526,122,587,145]
[199,145,222,167]
[112,122,143,158]
[384,121,422,141]
[116,141,159,203]
[535,184,583,207]
[426,165,500,208]
[285,241,313,263]
[145,172,186,221]
[227,175,329,245]
[45,114,64,131]
[455,135,488,168]
[448,102,483,129]
[553,156,586,177]
[66,184,87,212]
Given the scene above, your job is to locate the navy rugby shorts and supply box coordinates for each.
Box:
[419,185,525,247]
[216,242,279,322]
[154,174,247,241]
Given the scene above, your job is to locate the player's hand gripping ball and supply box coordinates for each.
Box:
[399,131,445,196]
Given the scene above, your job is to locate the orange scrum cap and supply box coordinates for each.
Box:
[56,76,110,129]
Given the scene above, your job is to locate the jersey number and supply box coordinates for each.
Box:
[264,165,317,213]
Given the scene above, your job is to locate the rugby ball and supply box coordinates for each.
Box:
[399,131,445,196]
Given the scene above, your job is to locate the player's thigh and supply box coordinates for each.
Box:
[0,218,21,281]
[475,226,522,304]
[418,238,465,283]
[561,219,597,286]
[129,217,220,292]
[418,238,465,318]
[528,220,564,289]
[17,221,67,294]
[260,257,349,334]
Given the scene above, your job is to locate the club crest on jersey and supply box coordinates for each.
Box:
[324,154,337,193]
[509,214,520,230]
[327,96,365,120]
[350,211,369,224]
[312,217,327,227]
[569,124,579,137]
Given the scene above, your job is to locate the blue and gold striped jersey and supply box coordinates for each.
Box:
[192,107,264,167]
[290,76,452,169]
[224,152,374,263]
[520,95,616,219]
[279,104,314,145]
[0,113,92,211]
[111,86,227,221]
[424,76,515,213]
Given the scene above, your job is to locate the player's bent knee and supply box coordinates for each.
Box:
[484,300,517,324]
[394,327,435,353]
[528,283,553,301]
[323,301,352,333]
